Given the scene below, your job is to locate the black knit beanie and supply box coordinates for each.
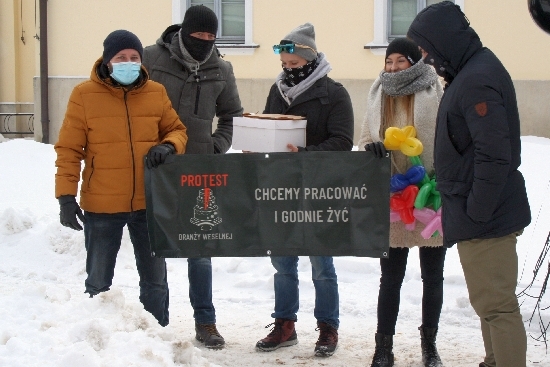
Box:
[385,37,422,65]
[102,30,143,65]
[181,5,218,35]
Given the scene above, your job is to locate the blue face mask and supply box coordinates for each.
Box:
[110,62,141,85]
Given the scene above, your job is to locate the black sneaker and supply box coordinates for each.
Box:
[195,323,225,349]
[314,322,338,357]
[256,318,298,351]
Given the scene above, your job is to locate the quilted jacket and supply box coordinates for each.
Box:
[54,58,188,213]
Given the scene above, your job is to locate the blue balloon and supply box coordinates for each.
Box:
[390,165,426,192]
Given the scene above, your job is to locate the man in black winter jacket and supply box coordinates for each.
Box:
[142,5,243,350]
[408,2,531,367]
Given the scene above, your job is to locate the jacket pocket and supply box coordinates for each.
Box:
[87,156,95,189]
[435,112,473,187]
[446,111,472,154]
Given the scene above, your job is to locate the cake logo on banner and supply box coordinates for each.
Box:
[190,188,222,231]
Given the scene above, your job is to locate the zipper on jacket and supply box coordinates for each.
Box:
[124,91,137,212]
[194,73,201,115]
[87,156,95,189]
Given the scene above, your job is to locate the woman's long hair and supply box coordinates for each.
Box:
[380,94,416,137]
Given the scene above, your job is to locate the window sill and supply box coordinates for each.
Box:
[364,42,388,56]
[217,43,259,55]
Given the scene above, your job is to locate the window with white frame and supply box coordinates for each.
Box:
[187,0,245,44]
[389,0,454,39]
[366,0,465,53]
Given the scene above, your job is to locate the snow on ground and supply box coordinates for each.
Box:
[0,137,549,366]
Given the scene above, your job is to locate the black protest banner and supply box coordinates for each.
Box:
[144,151,390,258]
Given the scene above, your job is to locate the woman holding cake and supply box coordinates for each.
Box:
[255,22,354,357]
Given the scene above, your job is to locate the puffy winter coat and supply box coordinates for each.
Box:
[143,25,243,154]
[55,58,188,213]
[263,76,354,151]
[408,2,531,247]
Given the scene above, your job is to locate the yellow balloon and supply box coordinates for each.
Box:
[401,137,424,156]
[383,127,405,150]
[383,126,424,156]
[402,125,417,138]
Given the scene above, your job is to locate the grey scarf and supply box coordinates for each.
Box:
[176,29,214,74]
[379,60,438,97]
[276,52,332,105]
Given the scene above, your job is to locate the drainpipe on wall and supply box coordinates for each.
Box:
[39,0,49,144]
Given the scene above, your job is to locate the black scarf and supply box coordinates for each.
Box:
[182,34,215,62]
[282,59,318,87]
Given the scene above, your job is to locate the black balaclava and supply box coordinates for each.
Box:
[181,5,218,61]
[282,58,318,87]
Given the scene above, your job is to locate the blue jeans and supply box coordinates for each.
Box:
[83,210,169,326]
[270,256,339,329]
[187,257,216,324]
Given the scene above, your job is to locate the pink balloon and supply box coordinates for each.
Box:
[413,208,443,239]
[390,210,416,230]
[414,207,436,225]
[390,210,401,222]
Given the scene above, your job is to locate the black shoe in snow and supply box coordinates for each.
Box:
[419,326,443,367]
[371,333,394,367]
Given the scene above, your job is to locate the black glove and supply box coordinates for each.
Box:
[58,195,85,231]
[146,143,175,169]
[365,142,387,159]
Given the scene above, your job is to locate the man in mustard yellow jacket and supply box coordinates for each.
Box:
[54,30,187,326]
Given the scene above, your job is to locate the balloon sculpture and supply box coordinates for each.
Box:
[385,126,442,239]
[384,126,424,156]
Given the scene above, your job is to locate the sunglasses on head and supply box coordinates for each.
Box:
[272,43,317,55]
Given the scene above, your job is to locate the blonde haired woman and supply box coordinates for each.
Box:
[358,37,445,367]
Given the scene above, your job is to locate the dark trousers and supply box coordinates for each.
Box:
[376,246,447,335]
[83,210,169,326]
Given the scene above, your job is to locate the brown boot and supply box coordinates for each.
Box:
[195,323,225,349]
[255,318,298,351]
[314,322,338,357]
